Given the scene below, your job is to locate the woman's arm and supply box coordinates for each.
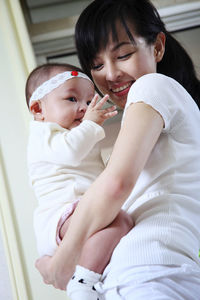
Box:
[36,102,164,289]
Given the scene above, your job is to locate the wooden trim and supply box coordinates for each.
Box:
[0,0,37,299]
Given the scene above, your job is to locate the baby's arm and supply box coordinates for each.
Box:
[83,94,118,126]
[43,95,117,166]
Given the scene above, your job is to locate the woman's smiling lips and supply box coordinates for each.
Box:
[110,81,133,97]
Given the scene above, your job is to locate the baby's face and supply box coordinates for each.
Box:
[40,76,95,129]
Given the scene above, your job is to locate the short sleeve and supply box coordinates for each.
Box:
[123,73,191,133]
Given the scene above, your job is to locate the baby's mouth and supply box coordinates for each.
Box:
[74,118,81,123]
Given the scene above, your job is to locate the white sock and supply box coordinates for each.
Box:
[67,265,102,300]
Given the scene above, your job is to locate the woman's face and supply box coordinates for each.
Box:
[91,22,159,109]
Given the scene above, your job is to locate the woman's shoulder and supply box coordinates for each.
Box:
[128,73,191,105]
[133,73,183,90]
[125,73,198,132]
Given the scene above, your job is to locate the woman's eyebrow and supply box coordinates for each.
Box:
[112,41,136,52]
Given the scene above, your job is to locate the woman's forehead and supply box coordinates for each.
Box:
[97,20,137,55]
[97,19,134,48]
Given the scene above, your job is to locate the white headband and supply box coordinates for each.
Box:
[29,70,92,106]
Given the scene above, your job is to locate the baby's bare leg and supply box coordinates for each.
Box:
[79,209,133,273]
[62,210,133,300]
[59,216,71,240]
[59,209,133,274]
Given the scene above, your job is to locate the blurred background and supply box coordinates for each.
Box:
[20,0,200,70]
[0,1,199,300]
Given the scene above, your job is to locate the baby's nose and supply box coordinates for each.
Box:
[79,103,87,113]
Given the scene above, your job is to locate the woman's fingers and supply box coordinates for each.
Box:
[35,256,53,285]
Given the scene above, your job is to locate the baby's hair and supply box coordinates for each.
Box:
[25,63,83,107]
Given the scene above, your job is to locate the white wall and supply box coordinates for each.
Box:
[174,27,200,77]
[0,231,13,300]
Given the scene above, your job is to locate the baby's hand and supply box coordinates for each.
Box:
[83,94,118,126]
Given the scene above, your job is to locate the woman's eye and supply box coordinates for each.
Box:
[67,97,77,102]
[92,63,103,71]
[87,100,91,106]
[118,52,133,59]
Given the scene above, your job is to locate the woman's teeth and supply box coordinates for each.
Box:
[112,83,132,93]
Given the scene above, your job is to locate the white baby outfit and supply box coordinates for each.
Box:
[96,73,200,299]
[27,119,105,256]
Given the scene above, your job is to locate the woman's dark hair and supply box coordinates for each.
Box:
[75,0,200,108]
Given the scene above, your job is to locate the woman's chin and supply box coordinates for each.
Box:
[110,95,127,109]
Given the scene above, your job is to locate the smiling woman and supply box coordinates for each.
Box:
[75,0,200,109]
[90,27,165,109]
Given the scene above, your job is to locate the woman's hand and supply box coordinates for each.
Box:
[35,255,74,290]
[35,256,53,285]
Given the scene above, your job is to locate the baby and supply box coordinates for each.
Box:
[26,63,133,300]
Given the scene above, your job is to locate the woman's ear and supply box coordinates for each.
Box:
[154,32,166,63]
[30,101,44,121]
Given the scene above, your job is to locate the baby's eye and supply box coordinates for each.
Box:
[87,100,91,106]
[67,97,77,102]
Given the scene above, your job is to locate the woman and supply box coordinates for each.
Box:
[36,0,200,299]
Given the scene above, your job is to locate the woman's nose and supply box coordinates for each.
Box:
[105,62,122,82]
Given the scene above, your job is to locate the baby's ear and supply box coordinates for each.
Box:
[30,101,44,121]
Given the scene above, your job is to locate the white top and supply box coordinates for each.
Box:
[27,120,105,255]
[110,73,200,271]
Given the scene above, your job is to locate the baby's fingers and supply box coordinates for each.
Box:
[105,105,117,113]
[89,94,99,108]
[103,105,118,119]
[104,110,118,119]
[95,94,110,109]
